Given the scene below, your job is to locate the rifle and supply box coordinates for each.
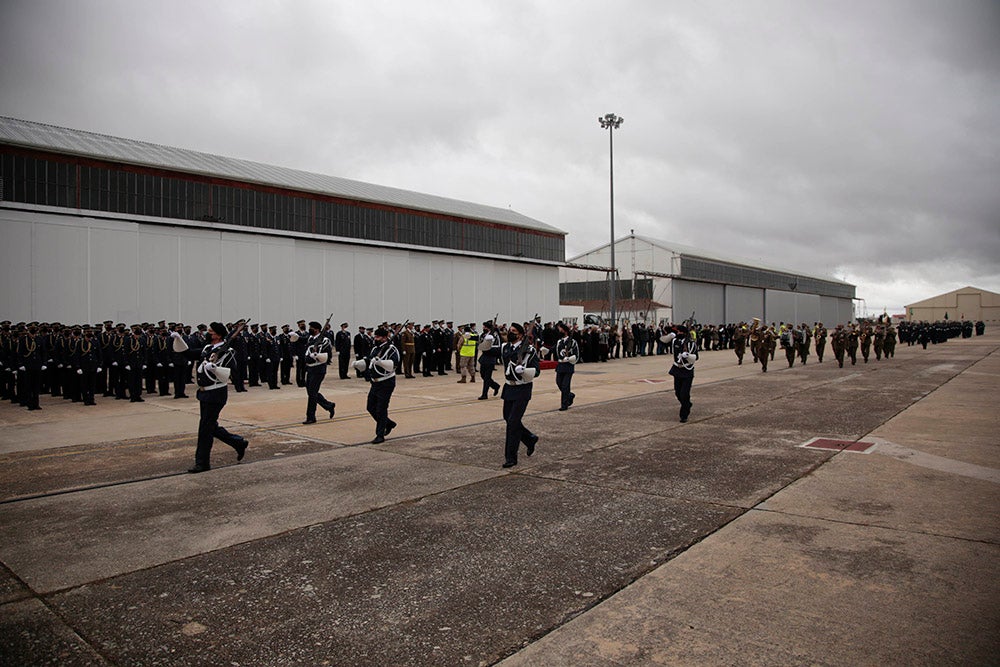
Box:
[323,312,334,331]
[209,317,250,363]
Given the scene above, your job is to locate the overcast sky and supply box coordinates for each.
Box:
[2,0,998,315]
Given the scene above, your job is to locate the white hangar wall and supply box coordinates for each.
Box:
[0,208,559,326]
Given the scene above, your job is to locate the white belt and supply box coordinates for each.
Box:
[200,382,227,392]
[372,373,395,382]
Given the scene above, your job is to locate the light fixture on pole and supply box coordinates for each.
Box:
[598,112,623,326]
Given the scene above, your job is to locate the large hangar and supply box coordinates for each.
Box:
[0,117,565,326]
[560,234,856,326]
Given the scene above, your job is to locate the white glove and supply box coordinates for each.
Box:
[157,363,163,368]
[353,359,367,372]
[58,363,64,368]
[170,331,182,339]
[566,354,578,364]
[97,367,102,373]
[41,365,47,371]
[204,362,217,373]
[77,368,84,375]
[660,333,676,344]
[266,358,271,363]
[375,358,395,371]
[515,364,525,374]
[142,365,147,370]
[680,352,690,360]
[540,346,550,357]
[168,363,174,367]
[522,367,537,381]
[19,366,26,372]
[125,365,131,371]
[112,361,118,367]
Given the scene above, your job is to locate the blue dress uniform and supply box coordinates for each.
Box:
[74,329,100,405]
[359,329,401,443]
[174,324,248,473]
[665,327,697,423]
[277,326,294,385]
[302,326,336,424]
[554,326,580,411]
[123,329,148,402]
[477,322,502,399]
[499,324,541,468]
[292,321,309,387]
[335,324,352,380]
[16,327,45,410]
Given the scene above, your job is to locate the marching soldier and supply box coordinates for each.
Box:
[830,324,847,368]
[758,326,775,373]
[884,323,897,358]
[873,324,885,361]
[796,323,810,365]
[554,321,580,411]
[663,324,698,422]
[846,324,860,365]
[780,324,796,368]
[171,322,249,473]
[859,323,872,363]
[814,322,828,363]
[733,322,747,365]
[302,321,336,425]
[477,320,502,399]
[499,322,541,468]
[354,326,401,444]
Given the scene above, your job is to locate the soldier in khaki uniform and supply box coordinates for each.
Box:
[813,323,827,363]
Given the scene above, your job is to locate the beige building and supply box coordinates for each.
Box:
[905,286,1000,323]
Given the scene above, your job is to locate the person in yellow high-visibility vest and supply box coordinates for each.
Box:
[457,325,478,383]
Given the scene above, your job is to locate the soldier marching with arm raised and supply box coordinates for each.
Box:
[663,324,698,423]
[477,320,502,399]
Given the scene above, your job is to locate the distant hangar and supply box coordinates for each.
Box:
[560,234,856,326]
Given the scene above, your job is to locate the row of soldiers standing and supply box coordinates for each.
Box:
[727,320,899,372]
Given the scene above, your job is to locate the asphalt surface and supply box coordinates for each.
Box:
[1,332,997,666]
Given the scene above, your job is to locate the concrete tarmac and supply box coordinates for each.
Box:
[1,332,997,665]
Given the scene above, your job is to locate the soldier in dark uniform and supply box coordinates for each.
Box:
[664,325,697,422]
[499,322,540,468]
[172,322,249,473]
[884,324,897,358]
[292,320,309,387]
[554,321,580,411]
[859,323,872,363]
[780,325,796,368]
[831,324,847,368]
[814,323,828,362]
[302,321,336,424]
[229,322,249,392]
[418,324,433,377]
[444,321,455,371]
[355,327,401,443]
[152,326,173,395]
[477,320,501,399]
[733,322,747,365]
[873,325,885,361]
[796,323,810,365]
[75,326,100,405]
[17,323,45,410]
[277,324,294,385]
[335,323,352,380]
[354,326,372,378]
[123,325,147,402]
[169,323,191,398]
[846,324,860,365]
[246,323,262,387]
[263,325,281,389]
[0,322,14,402]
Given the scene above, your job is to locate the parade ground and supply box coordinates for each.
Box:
[1,332,998,666]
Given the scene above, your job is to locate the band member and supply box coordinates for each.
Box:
[663,324,697,423]
[780,324,796,368]
[733,322,747,365]
[796,323,810,365]
[478,320,502,399]
[499,322,541,468]
[814,323,827,363]
[554,321,579,410]
[302,321,336,424]
[171,322,249,473]
[355,327,400,443]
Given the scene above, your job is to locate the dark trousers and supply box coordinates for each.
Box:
[195,389,245,467]
[173,364,188,397]
[479,363,500,397]
[502,394,534,465]
[338,351,351,379]
[367,376,396,437]
[556,371,574,408]
[673,375,693,422]
[248,356,260,386]
[305,366,335,420]
[280,357,293,384]
[127,367,144,401]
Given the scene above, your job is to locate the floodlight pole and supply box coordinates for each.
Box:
[599,113,623,326]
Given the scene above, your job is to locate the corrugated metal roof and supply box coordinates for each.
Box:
[568,234,853,287]
[0,116,564,235]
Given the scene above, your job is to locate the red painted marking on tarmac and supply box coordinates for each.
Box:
[801,438,877,454]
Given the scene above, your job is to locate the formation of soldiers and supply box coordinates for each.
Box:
[2,313,987,412]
